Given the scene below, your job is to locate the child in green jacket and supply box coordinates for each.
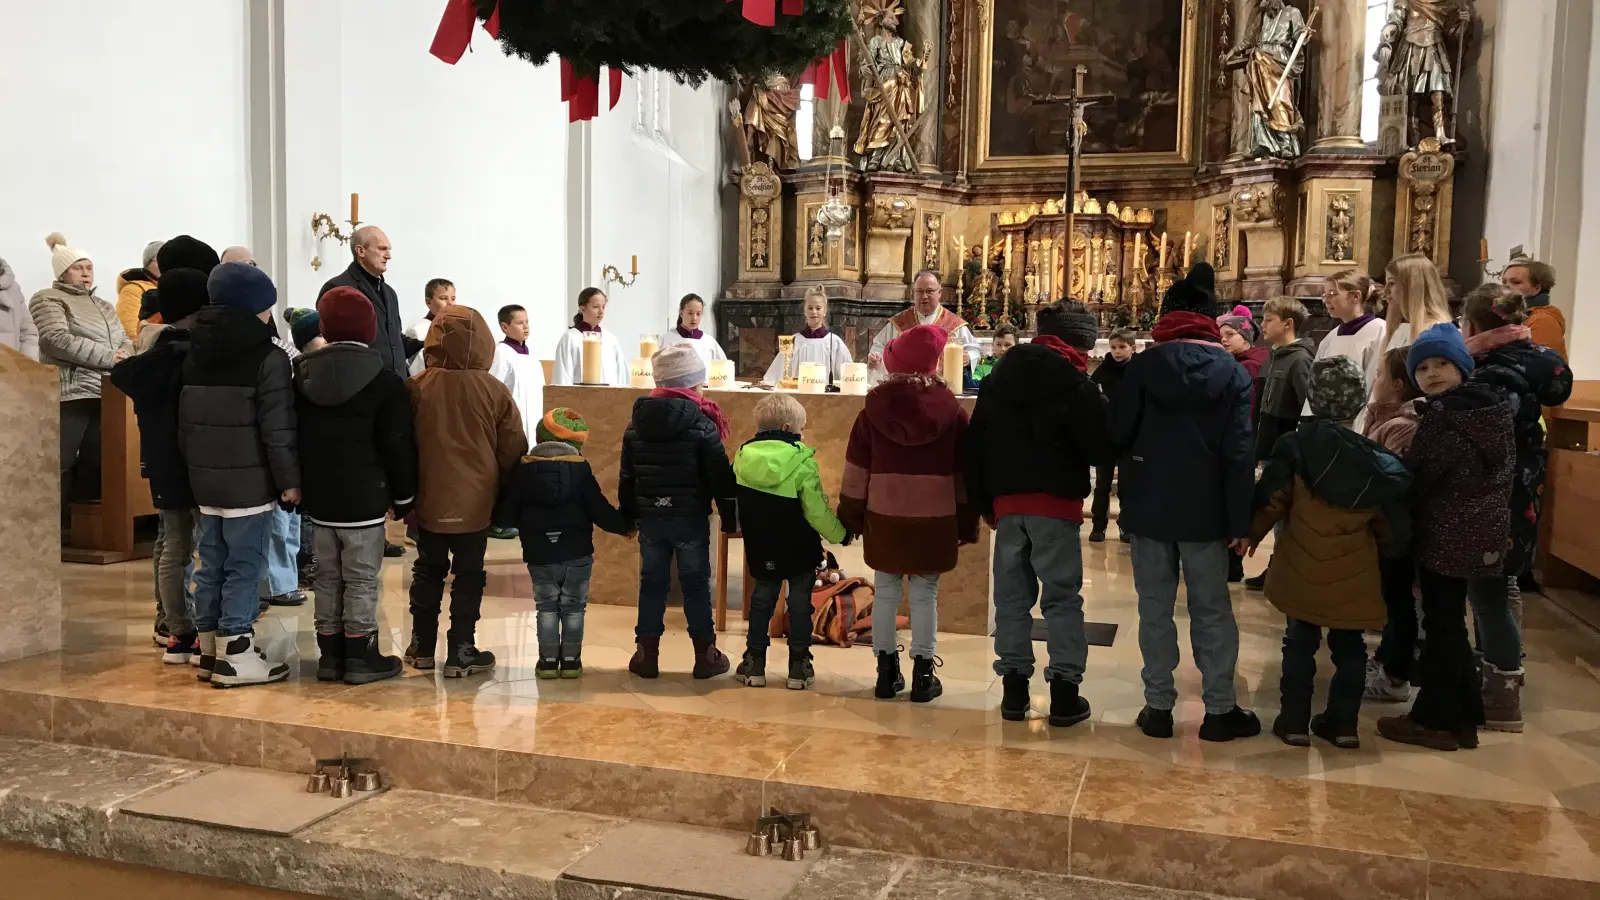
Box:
[732,392,849,691]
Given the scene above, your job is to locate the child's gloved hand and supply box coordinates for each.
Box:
[840,530,855,547]
[392,499,414,521]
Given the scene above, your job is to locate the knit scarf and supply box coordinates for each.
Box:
[501,336,528,355]
[1151,310,1222,344]
[800,324,830,339]
[1526,291,1551,308]
[676,325,703,340]
[1031,334,1088,372]
[1464,324,1532,360]
[650,386,730,439]
[1336,312,1377,336]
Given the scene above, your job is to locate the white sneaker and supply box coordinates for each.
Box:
[211,634,290,688]
[1363,666,1411,702]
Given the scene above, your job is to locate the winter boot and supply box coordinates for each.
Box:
[162,633,197,666]
[211,634,290,688]
[196,632,217,683]
[692,634,731,680]
[403,621,437,670]
[442,639,495,678]
[1311,713,1360,750]
[536,644,560,680]
[908,655,943,703]
[735,649,767,687]
[315,633,345,682]
[344,633,403,685]
[1088,528,1106,543]
[1135,706,1174,738]
[1000,673,1030,721]
[1272,712,1311,747]
[1376,714,1459,751]
[629,636,661,679]
[1482,665,1525,733]
[1198,706,1261,742]
[1047,679,1091,727]
[786,650,815,691]
[874,648,904,700]
[559,643,583,679]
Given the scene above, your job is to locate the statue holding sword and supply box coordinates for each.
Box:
[1224,0,1317,160]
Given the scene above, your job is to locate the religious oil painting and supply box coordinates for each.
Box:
[984,0,1189,161]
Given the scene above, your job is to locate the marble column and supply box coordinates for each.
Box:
[1226,0,1255,160]
[0,348,62,662]
[903,0,941,173]
[1312,0,1368,151]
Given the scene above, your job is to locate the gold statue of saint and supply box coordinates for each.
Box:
[731,74,801,171]
[854,0,929,173]
[1224,0,1309,160]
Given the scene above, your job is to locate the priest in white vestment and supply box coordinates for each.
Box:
[551,288,631,386]
[658,293,728,369]
[867,271,980,384]
[763,287,853,384]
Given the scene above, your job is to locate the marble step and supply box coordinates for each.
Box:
[0,737,1238,900]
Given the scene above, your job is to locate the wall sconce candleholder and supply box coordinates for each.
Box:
[602,257,640,290]
[311,213,356,272]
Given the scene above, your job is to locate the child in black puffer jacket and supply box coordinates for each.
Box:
[495,408,631,679]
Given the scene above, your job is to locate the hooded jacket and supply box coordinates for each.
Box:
[319,261,418,381]
[1255,336,1315,459]
[1108,327,1254,543]
[109,323,195,510]
[494,441,632,565]
[1407,381,1515,577]
[1249,420,1412,629]
[1363,399,1420,456]
[966,341,1114,522]
[735,431,848,578]
[1090,353,1130,399]
[619,393,737,526]
[838,375,978,575]
[294,341,417,528]
[29,282,128,402]
[1524,298,1567,362]
[116,267,156,340]
[1468,330,1573,573]
[0,258,38,361]
[1233,344,1271,420]
[408,305,527,534]
[179,304,298,511]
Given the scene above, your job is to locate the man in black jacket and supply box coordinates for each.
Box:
[180,262,297,688]
[317,226,419,381]
[110,267,210,665]
[967,300,1114,728]
[295,286,418,687]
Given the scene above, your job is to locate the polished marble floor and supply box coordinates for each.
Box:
[22,519,1600,816]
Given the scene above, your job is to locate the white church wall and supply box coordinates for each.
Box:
[1567,4,1600,376]
[0,0,251,299]
[335,0,568,350]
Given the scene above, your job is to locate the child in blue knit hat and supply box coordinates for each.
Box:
[1377,323,1514,753]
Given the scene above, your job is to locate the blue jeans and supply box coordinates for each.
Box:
[992,515,1087,683]
[531,556,594,649]
[193,512,273,638]
[1130,537,1241,715]
[872,573,940,657]
[746,572,816,653]
[258,507,301,598]
[1279,618,1365,731]
[636,517,713,639]
[1468,575,1521,671]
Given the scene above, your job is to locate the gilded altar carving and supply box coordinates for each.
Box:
[1212,205,1232,270]
[1395,139,1456,262]
[805,206,827,268]
[870,195,916,230]
[1231,183,1285,225]
[1408,194,1436,256]
[922,212,943,273]
[736,162,783,281]
[1325,193,1355,263]
[855,0,931,173]
[731,76,801,172]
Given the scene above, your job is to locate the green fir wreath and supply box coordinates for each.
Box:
[475,0,854,84]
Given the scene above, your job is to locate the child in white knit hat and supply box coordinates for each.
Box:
[619,343,739,681]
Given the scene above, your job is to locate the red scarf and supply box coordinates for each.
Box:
[1464,324,1531,360]
[1031,334,1088,372]
[650,387,731,440]
[1152,311,1222,344]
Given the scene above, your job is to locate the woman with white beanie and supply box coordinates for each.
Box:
[30,233,130,530]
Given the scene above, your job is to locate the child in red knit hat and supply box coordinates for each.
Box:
[838,324,978,704]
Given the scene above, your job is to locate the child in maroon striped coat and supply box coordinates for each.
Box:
[838,324,978,705]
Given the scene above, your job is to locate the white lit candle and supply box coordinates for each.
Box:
[629,357,654,389]
[798,362,826,394]
[839,362,867,395]
[581,332,605,385]
[707,359,734,389]
[941,341,964,393]
[639,333,659,361]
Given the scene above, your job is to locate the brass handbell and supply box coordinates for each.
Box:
[305,772,329,793]
[330,775,352,798]
[799,823,821,851]
[781,835,805,861]
[745,829,772,856]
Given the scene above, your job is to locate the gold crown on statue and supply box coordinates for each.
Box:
[857,0,904,28]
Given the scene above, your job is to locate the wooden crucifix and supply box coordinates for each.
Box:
[1029,65,1113,298]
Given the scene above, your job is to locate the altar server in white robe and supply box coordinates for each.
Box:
[867,270,980,385]
[490,304,545,446]
[552,287,630,385]
[763,287,853,385]
[658,293,727,369]
[406,278,455,377]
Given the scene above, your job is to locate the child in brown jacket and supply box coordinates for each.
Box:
[405,305,527,677]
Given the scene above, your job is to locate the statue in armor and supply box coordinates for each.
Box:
[1375,0,1474,145]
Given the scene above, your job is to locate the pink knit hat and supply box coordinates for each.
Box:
[885,325,948,375]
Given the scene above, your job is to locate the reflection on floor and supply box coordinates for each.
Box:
[4,523,1600,899]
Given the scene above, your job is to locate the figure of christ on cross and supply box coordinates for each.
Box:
[1027,64,1113,301]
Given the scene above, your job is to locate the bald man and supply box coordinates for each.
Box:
[317,225,416,379]
[220,246,256,265]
